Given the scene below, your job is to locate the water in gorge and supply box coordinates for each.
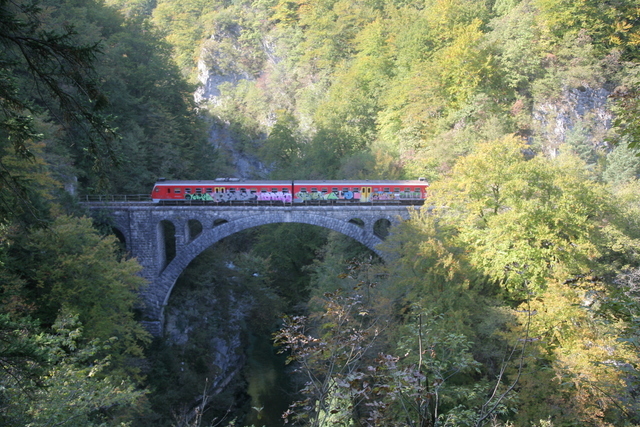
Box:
[242,332,293,427]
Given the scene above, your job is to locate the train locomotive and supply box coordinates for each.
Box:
[151,178,429,204]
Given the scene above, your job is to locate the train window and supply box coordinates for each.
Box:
[353,188,359,192]
[300,187,307,192]
[394,187,400,192]
[261,189,267,193]
[250,189,257,194]
[174,188,181,193]
[415,188,421,192]
[405,188,411,192]
[311,187,318,192]
[332,187,338,192]
[383,187,390,192]
[342,187,349,192]
[229,188,236,193]
[206,188,213,193]
[195,188,202,194]
[321,188,328,193]
[272,188,277,192]
[154,188,160,192]
[282,188,289,193]
[240,188,246,192]
[185,188,191,194]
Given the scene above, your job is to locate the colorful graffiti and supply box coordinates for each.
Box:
[295,191,357,202]
[294,190,422,202]
[185,191,293,203]
[183,190,423,203]
[256,191,292,203]
[185,193,215,202]
[370,191,422,201]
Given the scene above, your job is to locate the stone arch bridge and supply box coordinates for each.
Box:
[86,203,418,335]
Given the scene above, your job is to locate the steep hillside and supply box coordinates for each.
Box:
[141,0,639,181]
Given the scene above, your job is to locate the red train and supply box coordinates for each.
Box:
[151,178,428,204]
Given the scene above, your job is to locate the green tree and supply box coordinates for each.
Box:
[259,110,301,174]
[534,0,640,58]
[0,0,118,217]
[307,231,381,297]
[487,0,549,95]
[428,136,615,297]
[65,0,217,194]
[274,290,389,427]
[7,216,150,373]
[0,138,58,225]
[274,283,515,426]
[252,224,328,305]
[603,142,640,185]
[610,68,640,154]
[405,135,640,424]
[0,311,145,427]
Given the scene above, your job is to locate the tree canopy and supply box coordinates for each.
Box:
[3,0,640,425]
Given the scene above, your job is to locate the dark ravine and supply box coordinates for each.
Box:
[152,234,303,427]
[242,332,293,427]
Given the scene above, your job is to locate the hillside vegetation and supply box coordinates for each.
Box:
[143,0,640,181]
[2,0,640,426]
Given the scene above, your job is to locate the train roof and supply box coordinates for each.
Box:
[293,180,428,185]
[153,179,428,186]
[153,180,292,186]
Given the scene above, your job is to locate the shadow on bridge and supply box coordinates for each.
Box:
[86,204,419,335]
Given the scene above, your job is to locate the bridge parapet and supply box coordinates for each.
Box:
[85,203,419,335]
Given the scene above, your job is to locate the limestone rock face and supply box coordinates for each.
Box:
[191,22,273,179]
[194,63,247,106]
[532,85,612,157]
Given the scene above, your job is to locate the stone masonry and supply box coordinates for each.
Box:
[86,203,418,336]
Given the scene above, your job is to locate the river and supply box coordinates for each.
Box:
[242,332,293,427]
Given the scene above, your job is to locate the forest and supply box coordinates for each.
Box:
[2,0,640,426]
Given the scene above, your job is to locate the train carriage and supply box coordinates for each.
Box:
[151,178,428,204]
[292,180,428,203]
[151,179,293,203]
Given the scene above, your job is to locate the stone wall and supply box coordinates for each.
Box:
[87,203,417,336]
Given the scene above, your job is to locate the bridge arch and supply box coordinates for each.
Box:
[148,212,387,324]
[85,203,418,335]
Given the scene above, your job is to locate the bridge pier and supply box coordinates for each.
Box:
[86,203,419,336]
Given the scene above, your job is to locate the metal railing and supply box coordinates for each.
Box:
[81,194,152,203]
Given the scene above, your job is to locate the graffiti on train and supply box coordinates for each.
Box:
[295,190,422,202]
[185,191,292,203]
[183,190,423,203]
